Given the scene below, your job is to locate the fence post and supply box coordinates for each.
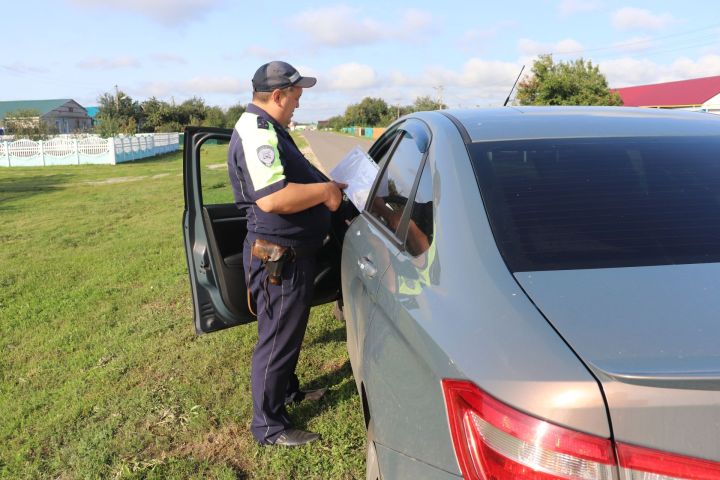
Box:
[108,138,116,164]
[39,140,45,166]
[74,139,80,165]
[2,141,9,167]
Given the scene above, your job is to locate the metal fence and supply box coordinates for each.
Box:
[0,133,180,167]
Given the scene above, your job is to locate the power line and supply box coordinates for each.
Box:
[545,22,720,58]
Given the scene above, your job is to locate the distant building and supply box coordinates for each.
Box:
[614,75,720,114]
[0,99,93,133]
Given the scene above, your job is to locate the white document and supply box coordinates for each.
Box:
[330,146,379,211]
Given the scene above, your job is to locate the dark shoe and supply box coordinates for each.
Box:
[285,387,328,404]
[301,387,328,402]
[271,428,320,447]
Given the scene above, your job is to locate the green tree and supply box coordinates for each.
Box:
[96,90,144,137]
[179,97,207,126]
[3,109,58,140]
[411,95,447,111]
[140,97,171,132]
[224,103,246,128]
[202,106,226,128]
[516,55,623,106]
[345,97,390,127]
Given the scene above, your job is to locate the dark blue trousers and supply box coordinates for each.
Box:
[243,236,316,444]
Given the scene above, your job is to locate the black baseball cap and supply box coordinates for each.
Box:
[252,61,317,92]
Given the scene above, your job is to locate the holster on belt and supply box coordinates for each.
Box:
[251,238,294,285]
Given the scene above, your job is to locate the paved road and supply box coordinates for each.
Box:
[301,130,374,172]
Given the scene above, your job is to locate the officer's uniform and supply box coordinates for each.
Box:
[228,103,330,444]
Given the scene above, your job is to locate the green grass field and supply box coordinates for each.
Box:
[0,143,365,479]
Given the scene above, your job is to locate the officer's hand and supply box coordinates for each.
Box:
[324,181,347,212]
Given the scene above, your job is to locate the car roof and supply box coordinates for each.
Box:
[429,106,720,143]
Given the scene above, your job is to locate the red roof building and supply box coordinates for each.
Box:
[614,75,720,114]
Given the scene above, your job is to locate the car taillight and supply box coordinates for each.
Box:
[443,379,720,480]
[617,442,720,480]
[442,379,616,480]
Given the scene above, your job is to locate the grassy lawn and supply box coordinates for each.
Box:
[0,145,365,479]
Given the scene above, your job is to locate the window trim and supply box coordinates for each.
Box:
[399,156,434,258]
[364,118,432,251]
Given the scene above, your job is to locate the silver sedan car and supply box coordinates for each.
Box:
[341,107,720,480]
[183,107,720,479]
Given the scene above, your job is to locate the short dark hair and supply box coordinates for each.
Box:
[252,86,296,104]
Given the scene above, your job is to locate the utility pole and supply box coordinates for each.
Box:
[434,85,444,109]
[114,84,120,111]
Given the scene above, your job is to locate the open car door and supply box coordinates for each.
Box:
[182,126,346,334]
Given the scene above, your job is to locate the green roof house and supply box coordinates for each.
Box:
[0,99,92,134]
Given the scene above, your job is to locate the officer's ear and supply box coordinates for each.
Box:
[271,88,284,106]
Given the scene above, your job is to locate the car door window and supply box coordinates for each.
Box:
[368,131,425,238]
[405,162,433,256]
[368,127,401,165]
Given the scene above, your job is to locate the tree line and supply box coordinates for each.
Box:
[324,96,447,129]
[2,56,622,139]
[94,93,246,137]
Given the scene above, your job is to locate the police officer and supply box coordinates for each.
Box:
[227,61,346,447]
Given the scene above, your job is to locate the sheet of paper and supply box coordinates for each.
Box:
[329,146,379,211]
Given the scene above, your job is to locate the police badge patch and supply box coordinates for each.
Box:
[257,145,275,166]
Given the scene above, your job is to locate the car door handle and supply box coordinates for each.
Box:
[358,256,378,278]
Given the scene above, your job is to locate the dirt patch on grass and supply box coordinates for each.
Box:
[84,176,147,185]
[170,422,254,475]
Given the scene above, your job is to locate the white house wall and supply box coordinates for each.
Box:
[703,92,720,114]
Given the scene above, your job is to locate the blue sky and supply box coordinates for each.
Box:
[3,0,719,122]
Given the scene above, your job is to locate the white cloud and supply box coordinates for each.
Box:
[558,0,602,16]
[457,59,522,88]
[289,5,436,47]
[1,62,49,74]
[290,6,383,47]
[518,38,584,56]
[77,56,141,70]
[670,54,720,79]
[138,76,244,97]
[600,58,662,86]
[401,9,433,30]
[612,7,675,31]
[601,54,720,87]
[612,36,655,53]
[183,76,244,94]
[460,21,518,52]
[66,0,224,26]
[383,58,523,107]
[328,63,378,90]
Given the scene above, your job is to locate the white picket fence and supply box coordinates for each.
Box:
[0,133,180,167]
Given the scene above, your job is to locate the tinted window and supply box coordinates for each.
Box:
[369,132,425,237]
[368,128,400,165]
[470,136,720,271]
[405,162,433,256]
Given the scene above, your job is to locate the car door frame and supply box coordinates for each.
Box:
[183,126,342,335]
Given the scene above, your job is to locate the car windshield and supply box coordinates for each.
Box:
[469,136,720,271]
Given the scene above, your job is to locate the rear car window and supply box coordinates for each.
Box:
[469,136,720,271]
